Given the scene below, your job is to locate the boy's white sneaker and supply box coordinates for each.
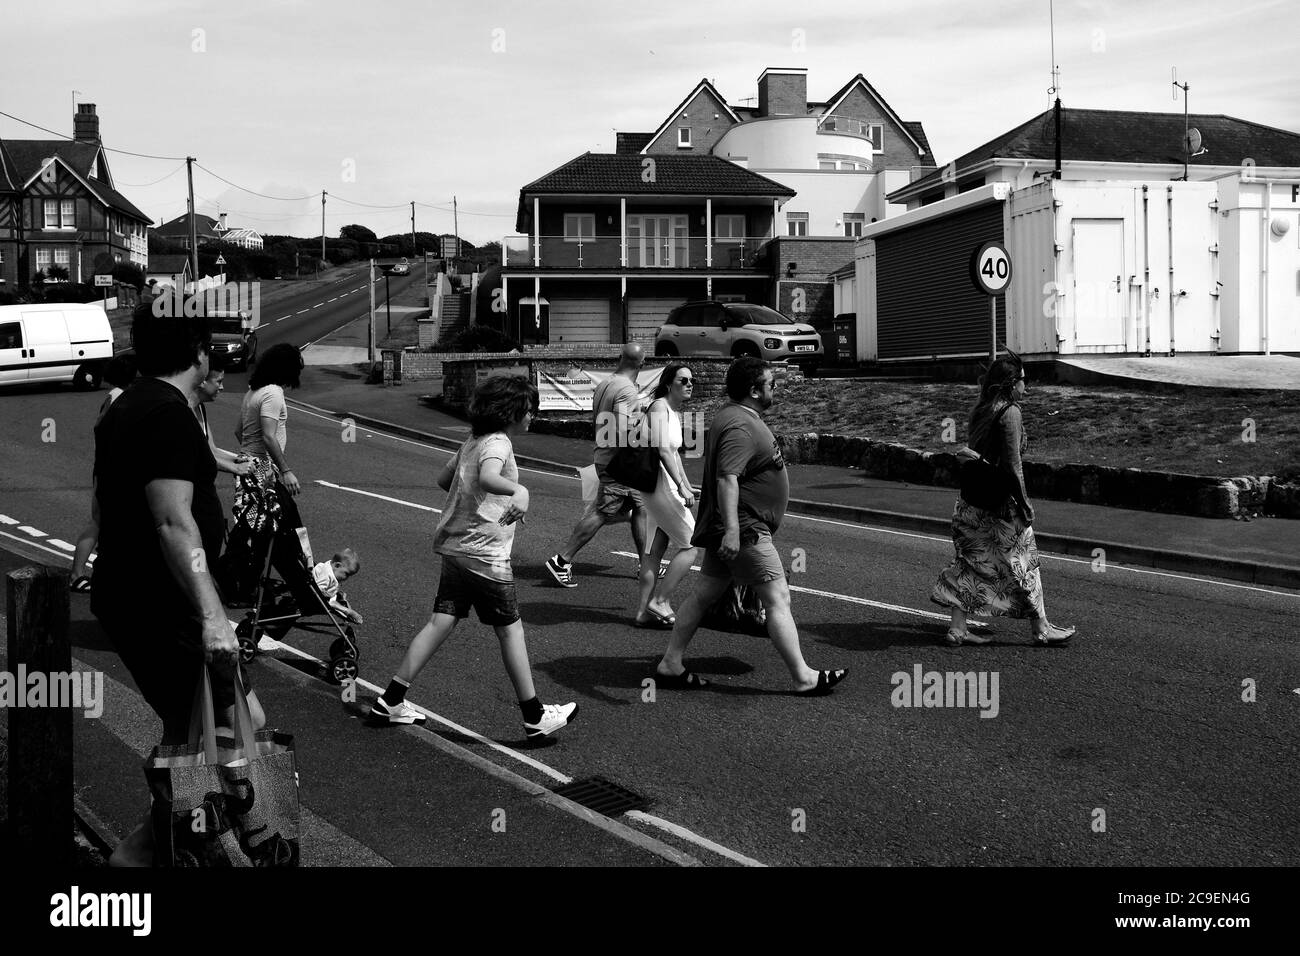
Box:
[370,697,427,725]
[524,702,579,739]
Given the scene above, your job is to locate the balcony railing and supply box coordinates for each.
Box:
[503,235,768,270]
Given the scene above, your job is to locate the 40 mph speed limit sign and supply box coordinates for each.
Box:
[970,241,1012,295]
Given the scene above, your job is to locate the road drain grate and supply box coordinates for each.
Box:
[552,776,648,817]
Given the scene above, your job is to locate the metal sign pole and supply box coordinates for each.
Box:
[990,297,997,364]
[368,259,376,364]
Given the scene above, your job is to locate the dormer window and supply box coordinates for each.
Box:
[677,128,692,148]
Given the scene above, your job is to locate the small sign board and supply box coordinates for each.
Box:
[440,236,459,258]
[969,242,1012,295]
[93,275,114,287]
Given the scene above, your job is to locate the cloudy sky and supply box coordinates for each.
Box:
[3,0,1297,244]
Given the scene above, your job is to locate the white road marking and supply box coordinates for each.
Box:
[312,302,323,308]
[17,526,46,538]
[286,405,1300,598]
[610,550,985,626]
[47,539,76,551]
[314,480,441,513]
[6,521,757,866]
[297,309,308,315]
[625,811,764,867]
[0,514,18,525]
[327,297,338,303]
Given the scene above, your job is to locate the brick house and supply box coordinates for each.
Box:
[500,153,795,347]
[153,212,222,249]
[0,104,150,288]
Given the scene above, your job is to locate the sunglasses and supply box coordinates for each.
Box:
[676,377,694,385]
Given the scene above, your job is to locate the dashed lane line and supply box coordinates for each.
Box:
[314,480,441,513]
[16,525,46,538]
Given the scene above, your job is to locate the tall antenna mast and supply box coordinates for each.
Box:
[1049,0,1062,178]
[1172,67,1191,181]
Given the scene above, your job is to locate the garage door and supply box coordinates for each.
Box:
[627,298,688,348]
[548,299,610,344]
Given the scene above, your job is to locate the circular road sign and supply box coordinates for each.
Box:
[970,241,1012,296]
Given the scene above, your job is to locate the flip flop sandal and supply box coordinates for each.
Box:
[633,616,673,630]
[794,668,848,697]
[69,576,92,593]
[653,668,711,689]
[647,607,676,626]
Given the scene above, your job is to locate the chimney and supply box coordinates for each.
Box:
[219,212,228,231]
[756,69,807,118]
[74,103,100,143]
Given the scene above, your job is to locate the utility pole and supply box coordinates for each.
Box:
[320,191,327,273]
[368,258,376,364]
[411,201,416,259]
[453,196,460,259]
[186,157,199,286]
[1172,69,1191,181]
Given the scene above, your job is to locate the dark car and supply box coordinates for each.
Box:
[207,310,258,372]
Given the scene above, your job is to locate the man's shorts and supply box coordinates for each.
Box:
[588,477,645,521]
[700,531,786,587]
[433,556,521,626]
[96,607,253,729]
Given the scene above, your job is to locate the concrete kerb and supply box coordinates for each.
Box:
[289,400,1299,591]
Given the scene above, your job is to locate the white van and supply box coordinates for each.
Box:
[0,302,114,389]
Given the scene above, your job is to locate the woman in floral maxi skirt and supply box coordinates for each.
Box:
[930,354,1075,647]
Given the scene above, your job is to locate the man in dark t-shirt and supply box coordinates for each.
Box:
[92,305,265,866]
[654,358,846,696]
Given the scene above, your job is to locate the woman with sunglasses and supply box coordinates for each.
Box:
[930,352,1075,647]
[634,364,699,628]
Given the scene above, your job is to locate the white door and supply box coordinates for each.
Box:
[627,297,688,348]
[631,216,689,267]
[1071,220,1126,349]
[22,311,74,383]
[548,299,610,344]
[0,319,29,384]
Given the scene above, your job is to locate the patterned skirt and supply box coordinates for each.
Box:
[233,456,282,534]
[930,497,1045,619]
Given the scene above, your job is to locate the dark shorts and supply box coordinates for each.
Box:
[433,556,520,626]
[588,477,645,521]
[699,532,786,587]
[95,607,252,728]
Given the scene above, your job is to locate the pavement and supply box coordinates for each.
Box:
[1057,354,1300,390]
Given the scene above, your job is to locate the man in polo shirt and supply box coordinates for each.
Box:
[653,357,847,696]
[92,304,266,865]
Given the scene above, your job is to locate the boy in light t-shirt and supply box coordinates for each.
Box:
[370,375,579,740]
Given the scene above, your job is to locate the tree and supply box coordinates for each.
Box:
[340,224,378,245]
[46,264,70,282]
[112,262,146,289]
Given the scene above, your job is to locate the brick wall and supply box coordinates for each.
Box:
[825,86,925,170]
[645,86,737,155]
[768,236,853,327]
[758,72,807,117]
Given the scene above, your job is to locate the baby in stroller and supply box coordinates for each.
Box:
[311,548,364,625]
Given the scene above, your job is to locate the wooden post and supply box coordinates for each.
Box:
[6,564,73,866]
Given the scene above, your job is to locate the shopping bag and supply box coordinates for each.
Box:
[146,666,300,867]
[702,583,768,635]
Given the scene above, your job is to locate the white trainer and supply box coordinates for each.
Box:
[524,702,579,739]
[370,697,427,725]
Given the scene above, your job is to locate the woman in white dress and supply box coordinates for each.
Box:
[635,364,699,627]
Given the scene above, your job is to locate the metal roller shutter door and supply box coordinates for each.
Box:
[549,299,610,344]
[875,202,1006,360]
[627,298,687,347]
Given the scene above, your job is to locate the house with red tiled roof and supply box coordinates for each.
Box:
[0,104,151,288]
[498,68,933,344]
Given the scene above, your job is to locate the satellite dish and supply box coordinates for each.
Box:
[1184,128,1203,155]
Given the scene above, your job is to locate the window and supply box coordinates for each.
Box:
[818,160,837,171]
[563,213,595,243]
[786,212,809,237]
[114,214,123,235]
[0,322,22,350]
[843,213,866,238]
[61,199,75,228]
[36,248,51,270]
[678,128,692,148]
[867,124,883,151]
[44,200,59,229]
[715,215,745,240]
[54,248,70,268]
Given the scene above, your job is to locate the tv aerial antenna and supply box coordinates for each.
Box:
[1048,0,1062,177]
[1171,68,1207,181]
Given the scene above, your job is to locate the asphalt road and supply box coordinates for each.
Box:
[2,366,1297,866]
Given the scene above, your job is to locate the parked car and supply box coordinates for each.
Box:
[206,309,258,372]
[654,301,824,374]
[0,302,113,389]
[390,258,410,276]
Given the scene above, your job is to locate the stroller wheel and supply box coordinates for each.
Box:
[329,636,359,661]
[237,634,259,663]
[327,655,359,685]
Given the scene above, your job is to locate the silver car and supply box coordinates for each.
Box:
[654,301,823,373]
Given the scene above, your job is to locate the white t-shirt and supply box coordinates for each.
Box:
[240,385,288,457]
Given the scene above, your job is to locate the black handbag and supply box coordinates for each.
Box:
[959,404,1018,511]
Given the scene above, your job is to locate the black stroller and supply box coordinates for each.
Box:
[222,483,361,685]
